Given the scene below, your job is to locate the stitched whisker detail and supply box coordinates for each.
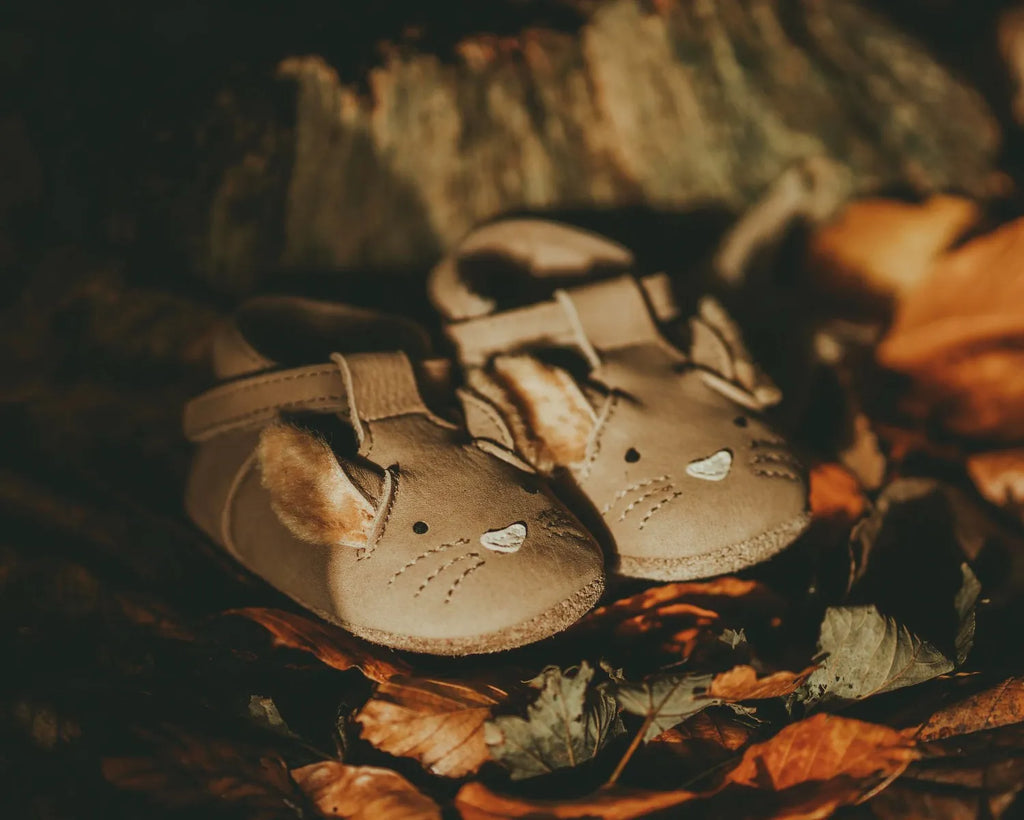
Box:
[415,551,478,597]
[750,437,786,449]
[618,484,675,521]
[638,491,683,530]
[444,556,486,604]
[389,538,468,585]
[750,453,802,468]
[600,474,671,515]
[752,468,802,482]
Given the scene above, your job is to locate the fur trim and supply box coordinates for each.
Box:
[490,355,596,467]
[257,424,376,547]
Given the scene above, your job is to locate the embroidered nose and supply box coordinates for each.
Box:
[686,449,732,481]
[480,522,527,553]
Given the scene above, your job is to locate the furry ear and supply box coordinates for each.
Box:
[490,355,597,467]
[257,424,377,547]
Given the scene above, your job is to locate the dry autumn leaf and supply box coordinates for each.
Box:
[455,781,697,820]
[292,760,440,819]
[709,665,817,701]
[809,462,867,523]
[877,216,1024,440]
[809,195,979,303]
[227,607,410,683]
[918,677,1024,741]
[355,675,504,778]
[726,714,917,792]
[571,577,784,663]
[967,449,1024,522]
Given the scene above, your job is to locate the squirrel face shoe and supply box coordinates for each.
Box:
[430,219,810,581]
[183,298,604,655]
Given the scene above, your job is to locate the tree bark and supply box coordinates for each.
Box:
[193,0,1000,292]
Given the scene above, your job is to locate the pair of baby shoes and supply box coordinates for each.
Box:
[184,220,809,655]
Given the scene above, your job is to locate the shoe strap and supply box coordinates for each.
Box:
[183,351,428,443]
[446,273,680,367]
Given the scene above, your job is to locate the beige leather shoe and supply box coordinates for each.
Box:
[429,219,810,581]
[183,297,604,655]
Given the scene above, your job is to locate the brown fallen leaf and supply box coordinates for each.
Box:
[709,665,817,701]
[809,195,979,304]
[651,709,756,753]
[571,577,784,662]
[809,462,867,523]
[918,677,1024,742]
[103,728,309,819]
[726,714,917,793]
[226,608,410,683]
[355,675,504,778]
[877,216,1024,440]
[967,450,1024,522]
[455,781,696,820]
[292,760,441,819]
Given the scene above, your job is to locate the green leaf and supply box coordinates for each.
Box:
[954,563,981,667]
[613,672,718,741]
[484,662,624,780]
[800,605,953,706]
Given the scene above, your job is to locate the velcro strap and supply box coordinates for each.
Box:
[447,273,679,366]
[183,364,350,442]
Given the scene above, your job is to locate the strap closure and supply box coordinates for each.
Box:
[183,351,429,443]
[447,273,680,366]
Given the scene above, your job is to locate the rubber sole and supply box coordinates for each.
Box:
[334,574,606,656]
[614,512,811,582]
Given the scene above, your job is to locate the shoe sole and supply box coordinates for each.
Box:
[614,512,811,582]
[331,573,606,656]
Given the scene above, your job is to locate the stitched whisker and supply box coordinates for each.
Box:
[416,551,479,597]
[618,484,675,521]
[750,437,786,449]
[750,453,802,468]
[444,556,486,604]
[600,474,671,515]
[638,491,683,530]
[752,468,802,482]
[389,538,468,585]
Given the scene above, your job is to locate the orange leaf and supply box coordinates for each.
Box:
[725,714,917,793]
[651,709,756,753]
[709,665,817,701]
[455,781,697,820]
[355,675,504,778]
[227,608,410,683]
[292,760,440,819]
[809,195,979,302]
[918,677,1024,741]
[809,463,867,523]
[877,216,1024,440]
[967,450,1024,518]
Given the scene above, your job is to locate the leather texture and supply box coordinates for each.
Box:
[184,297,605,655]
[429,219,811,580]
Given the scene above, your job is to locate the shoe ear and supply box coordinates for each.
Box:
[689,297,782,408]
[257,424,378,547]
[490,355,597,467]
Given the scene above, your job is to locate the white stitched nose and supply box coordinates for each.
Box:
[480,522,526,553]
[686,449,732,481]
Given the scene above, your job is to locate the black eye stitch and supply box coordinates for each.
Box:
[733,416,748,427]
[413,521,429,534]
[625,448,641,463]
